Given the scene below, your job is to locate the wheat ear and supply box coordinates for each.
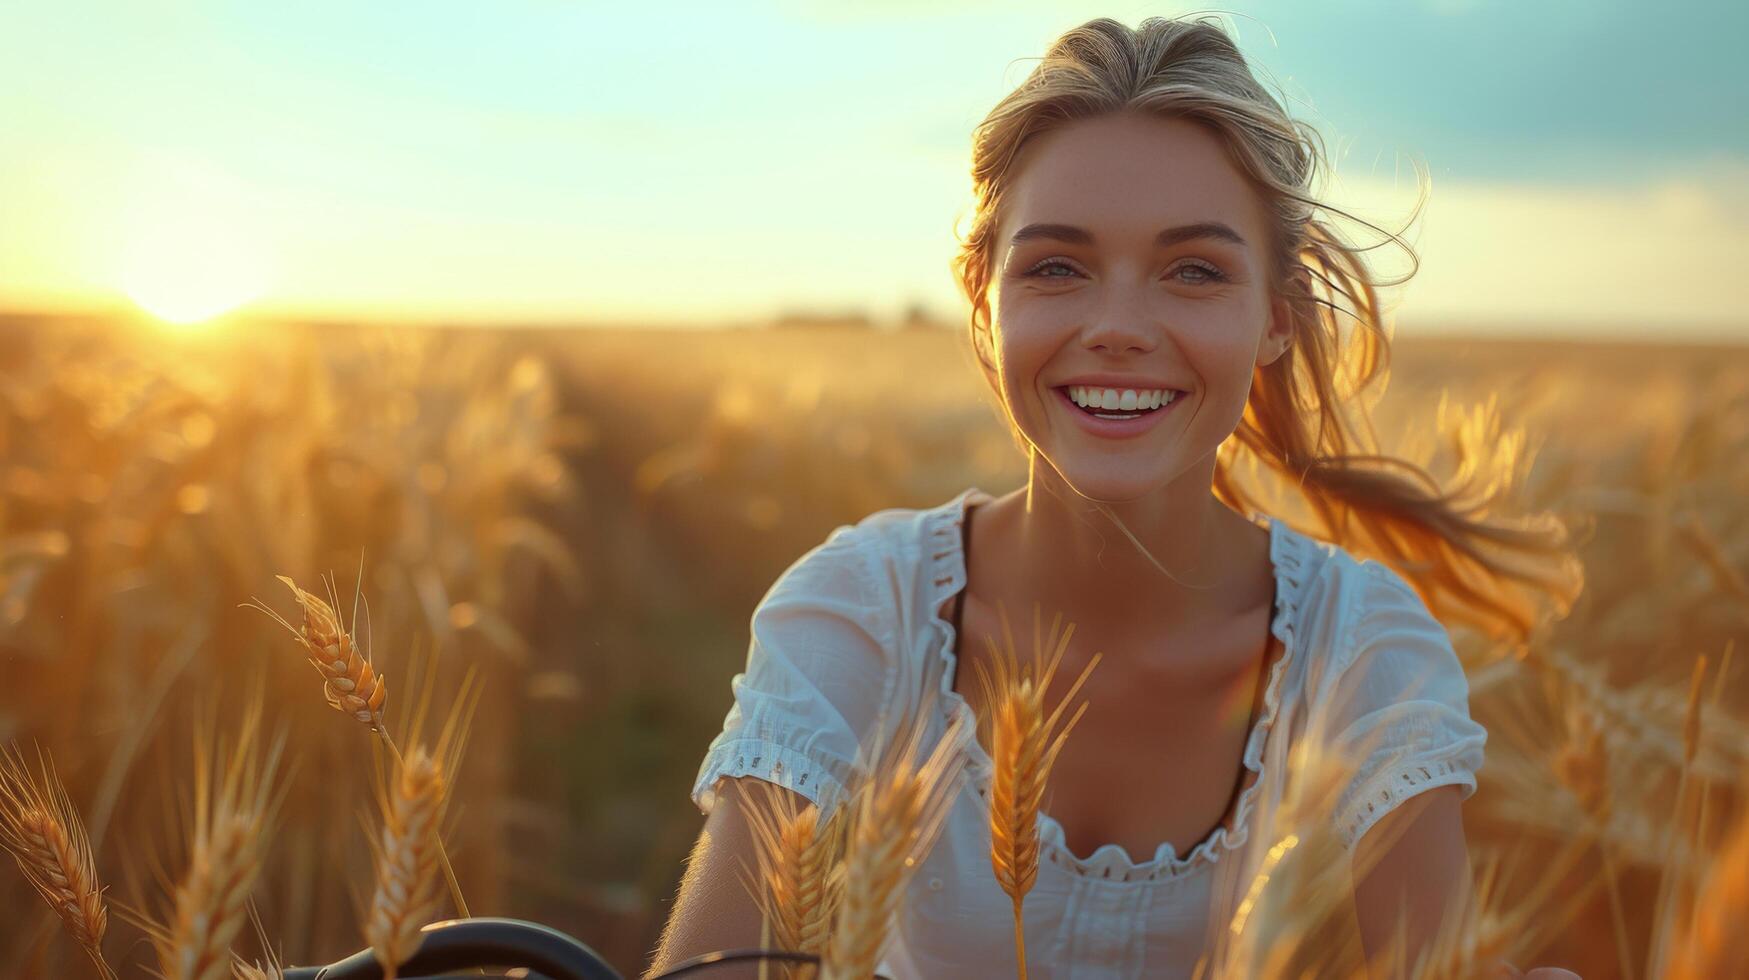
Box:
[157,700,289,980]
[364,745,449,980]
[364,665,479,979]
[0,742,116,979]
[736,780,852,980]
[254,574,388,730]
[796,805,851,980]
[820,708,971,980]
[971,601,1101,980]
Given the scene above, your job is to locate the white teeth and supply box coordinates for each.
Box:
[1067,386,1179,411]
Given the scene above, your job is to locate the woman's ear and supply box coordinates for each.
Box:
[972,319,1002,392]
[1259,293,1295,368]
[1259,267,1307,368]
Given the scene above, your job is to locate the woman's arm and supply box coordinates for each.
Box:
[1351,784,1473,979]
[645,776,814,980]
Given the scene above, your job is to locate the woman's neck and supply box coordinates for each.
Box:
[974,476,1269,632]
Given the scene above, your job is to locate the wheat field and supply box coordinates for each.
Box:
[0,312,1744,977]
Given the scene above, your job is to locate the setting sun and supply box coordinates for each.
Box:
[119,196,268,326]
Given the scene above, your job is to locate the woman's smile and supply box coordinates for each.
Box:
[1051,384,1184,439]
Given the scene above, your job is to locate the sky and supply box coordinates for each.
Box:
[2,0,1745,338]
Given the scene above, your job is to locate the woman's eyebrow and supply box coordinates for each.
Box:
[1008,221,1248,249]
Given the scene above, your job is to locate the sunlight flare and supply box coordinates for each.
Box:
[119,189,268,326]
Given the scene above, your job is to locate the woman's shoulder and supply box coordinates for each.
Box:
[817,487,989,573]
[851,486,989,549]
[766,487,988,612]
[1265,516,1469,725]
[1265,514,1435,632]
[1263,515,1462,699]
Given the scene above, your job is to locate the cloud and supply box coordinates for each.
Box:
[1326,158,1749,332]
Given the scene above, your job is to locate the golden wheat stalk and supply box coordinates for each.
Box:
[819,707,971,980]
[244,572,472,919]
[156,699,289,980]
[0,742,116,980]
[1646,653,1710,975]
[971,601,1101,980]
[1692,641,1736,881]
[1210,739,1363,980]
[1307,671,1604,980]
[1401,836,1603,980]
[1541,687,1638,980]
[766,805,818,980]
[364,745,449,980]
[363,662,480,979]
[735,780,852,980]
[1660,796,1749,978]
[794,812,850,980]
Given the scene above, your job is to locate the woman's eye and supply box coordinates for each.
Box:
[1025,259,1081,278]
[1173,262,1227,285]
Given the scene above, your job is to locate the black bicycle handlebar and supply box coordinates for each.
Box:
[277,917,847,980]
[281,917,617,979]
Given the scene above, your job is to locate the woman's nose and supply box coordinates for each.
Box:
[1079,315,1159,355]
[1077,285,1163,354]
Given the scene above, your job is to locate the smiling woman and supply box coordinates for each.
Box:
[655,13,1588,980]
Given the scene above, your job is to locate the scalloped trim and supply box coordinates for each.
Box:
[689,736,852,818]
[1338,756,1475,850]
[923,487,1307,883]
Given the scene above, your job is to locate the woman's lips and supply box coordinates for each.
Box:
[1053,386,1181,439]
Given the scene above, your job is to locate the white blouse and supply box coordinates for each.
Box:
[689,486,1488,979]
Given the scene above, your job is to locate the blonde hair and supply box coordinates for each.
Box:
[950,14,1584,648]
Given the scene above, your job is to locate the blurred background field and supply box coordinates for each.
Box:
[0,311,1744,976]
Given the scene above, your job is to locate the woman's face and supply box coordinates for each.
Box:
[984,111,1292,502]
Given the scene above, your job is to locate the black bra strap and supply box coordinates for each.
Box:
[1204,572,1280,839]
[949,504,976,692]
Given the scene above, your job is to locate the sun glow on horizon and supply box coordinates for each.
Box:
[117,168,271,327]
[120,218,267,325]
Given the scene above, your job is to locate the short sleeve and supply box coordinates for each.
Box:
[1322,561,1488,851]
[689,522,898,819]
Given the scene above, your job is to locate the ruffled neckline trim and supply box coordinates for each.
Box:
[921,486,1308,883]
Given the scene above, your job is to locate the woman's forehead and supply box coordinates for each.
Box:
[999,114,1265,247]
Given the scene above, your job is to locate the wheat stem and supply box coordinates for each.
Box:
[1648,653,1708,975]
[1598,844,1636,980]
[1661,802,1749,978]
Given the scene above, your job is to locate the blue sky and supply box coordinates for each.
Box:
[2,0,1744,335]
